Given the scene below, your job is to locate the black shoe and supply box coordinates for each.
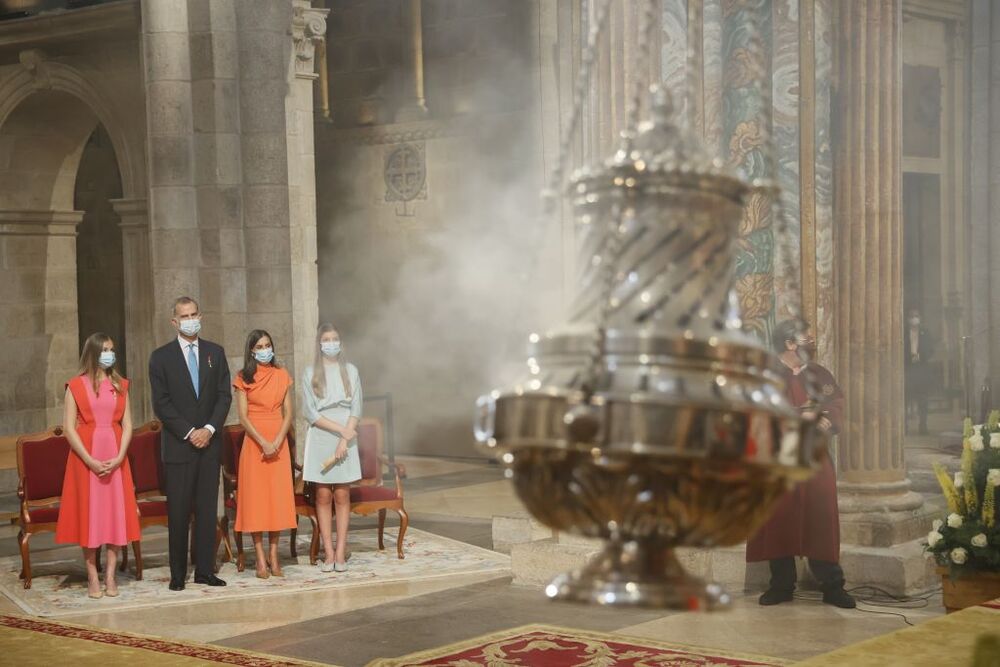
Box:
[759,588,794,606]
[822,588,856,608]
[169,579,185,591]
[193,573,227,587]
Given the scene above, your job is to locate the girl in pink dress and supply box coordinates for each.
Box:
[55,333,140,599]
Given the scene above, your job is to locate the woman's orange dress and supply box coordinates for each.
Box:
[55,375,141,547]
[234,365,297,532]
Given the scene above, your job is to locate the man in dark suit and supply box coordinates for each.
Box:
[904,307,935,435]
[149,296,232,590]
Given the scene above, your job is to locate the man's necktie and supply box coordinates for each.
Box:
[188,344,200,398]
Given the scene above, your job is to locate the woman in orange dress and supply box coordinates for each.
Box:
[56,333,141,599]
[233,329,296,578]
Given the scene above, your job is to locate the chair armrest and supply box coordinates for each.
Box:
[378,455,407,479]
[378,455,406,499]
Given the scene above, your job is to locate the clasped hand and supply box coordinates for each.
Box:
[801,410,832,432]
[88,456,121,478]
[261,438,283,460]
[189,428,212,448]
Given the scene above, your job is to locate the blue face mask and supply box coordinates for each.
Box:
[321,341,341,358]
[179,319,201,337]
[99,351,116,369]
[254,348,274,364]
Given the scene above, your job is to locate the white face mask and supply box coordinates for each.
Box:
[179,318,202,337]
[254,348,274,364]
[321,341,341,358]
[99,351,115,369]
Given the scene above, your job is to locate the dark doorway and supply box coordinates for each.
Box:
[74,125,126,372]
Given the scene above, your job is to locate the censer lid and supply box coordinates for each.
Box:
[569,87,756,203]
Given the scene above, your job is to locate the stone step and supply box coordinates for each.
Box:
[492,512,553,554]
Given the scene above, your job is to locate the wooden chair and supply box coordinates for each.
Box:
[298,417,409,565]
[16,427,68,589]
[128,420,225,575]
[220,425,303,571]
[348,418,409,560]
[126,421,166,579]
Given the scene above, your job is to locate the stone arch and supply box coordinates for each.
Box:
[0,57,145,433]
[0,56,143,200]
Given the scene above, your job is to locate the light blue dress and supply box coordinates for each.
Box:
[301,362,363,484]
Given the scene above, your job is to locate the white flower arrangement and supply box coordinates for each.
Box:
[927,415,1000,573]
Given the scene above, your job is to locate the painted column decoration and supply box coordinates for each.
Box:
[721,0,774,342]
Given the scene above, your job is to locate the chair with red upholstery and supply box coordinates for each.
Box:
[126,420,166,580]
[16,427,69,589]
[128,420,226,576]
[350,418,408,560]
[219,425,244,569]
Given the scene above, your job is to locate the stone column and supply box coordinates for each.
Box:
[395,0,428,122]
[0,210,84,431]
[288,0,326,437]
[968,0,1000,411]
[140,0,200,343]
[832,0,925,544]
[110,198,154,423]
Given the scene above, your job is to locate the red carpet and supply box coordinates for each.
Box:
[368,624,789,666]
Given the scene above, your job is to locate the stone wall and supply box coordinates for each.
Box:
[0,3,146,433]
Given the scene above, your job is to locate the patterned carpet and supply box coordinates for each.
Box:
[0,528,509,617]
[367,625,790,666]
[0,614,333,666]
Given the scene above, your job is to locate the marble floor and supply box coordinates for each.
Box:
[0,454,947,666]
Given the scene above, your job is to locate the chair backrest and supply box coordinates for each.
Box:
[128,421,164,496]
[222,425,245,476]
[16,427,69,505]
[356,418,384,486]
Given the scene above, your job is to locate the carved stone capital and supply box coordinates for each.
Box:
[290,1,329,80]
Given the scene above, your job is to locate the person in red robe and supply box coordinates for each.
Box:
[746,320,856,609]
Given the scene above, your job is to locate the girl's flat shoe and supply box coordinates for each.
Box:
[104,587,119,598]
[319,561,335,573]
[269,565,285,577]
[255,568,270,580]
[333,562,348,573]
[87,590,104,600]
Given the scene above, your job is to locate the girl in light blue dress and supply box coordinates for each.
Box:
[301,322,363,572]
